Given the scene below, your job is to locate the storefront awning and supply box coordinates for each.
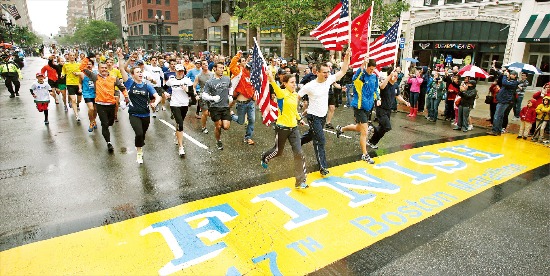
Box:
[518,14,550,43]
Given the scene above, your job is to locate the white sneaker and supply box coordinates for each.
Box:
[161,106,166,111]
[468,124,473,131]
[202,127,209,134]
[179,146,185,156]
[76,116,81,122]
[136,151,143,164]
[152,112,157,118]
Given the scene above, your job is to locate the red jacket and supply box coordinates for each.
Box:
[520,105,537,123]
[229,53,255,99]
[41,65,58,81]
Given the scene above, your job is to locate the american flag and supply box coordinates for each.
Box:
[350,7,372,69]
[368,19,400,70]
[1,4,21,20]
[310,0,351,51]
[251,39,278,126]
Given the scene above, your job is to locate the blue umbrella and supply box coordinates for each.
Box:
[403,57,419,63]
[504,62,543,75]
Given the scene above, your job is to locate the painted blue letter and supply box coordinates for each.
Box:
[438,145,503,163]
[375,161,436,184]
[410,152,467,173]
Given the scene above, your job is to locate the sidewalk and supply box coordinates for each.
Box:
[397,83,538,134]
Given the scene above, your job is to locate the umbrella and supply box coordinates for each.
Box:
[504,62,542,75]
[0,42,13,49]
[458,65,490,79]
[403,57,419,63]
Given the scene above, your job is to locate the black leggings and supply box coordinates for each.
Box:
[170,106,188,131]
[96,104,116,143]
[129,115,151,147]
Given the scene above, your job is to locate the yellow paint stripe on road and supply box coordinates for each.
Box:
[1,135,549,275]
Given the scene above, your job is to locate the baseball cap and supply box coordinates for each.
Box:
[175,64,185,71]
[281,60,287,64]
[36,72,44,77]
[136,60,144,65]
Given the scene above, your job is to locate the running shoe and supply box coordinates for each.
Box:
[325,123,335,129]
[295,181,309,189]
[245,139,255,145]
[44,120,49,125]
[201,127,209,134]
[136,151,143,164]
[152,112,157,118]
[367,141,378,149]
[468,125,473,131]
[320,168,330,176]
[114,115,118,122]
[261,159,268,169]
[15,92,19,97]
[107,142,114,153]
[68,101,72,108]
[179,146,185,157]
[162,106,166,111]
[76,116,81,122]
[9,94,15,98]
[217,140,223,150]
[367,123,374,141]
[336,125,343,138]
[361,154,375,164]
[93,121,97,129]
[77,107,80,112]
[88,123,94,132]
[64,105,68,112]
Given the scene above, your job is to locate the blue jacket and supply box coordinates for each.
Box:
[351,69,379,111]
[496,76,519,104]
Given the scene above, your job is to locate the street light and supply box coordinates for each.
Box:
[102,28,110,50]
[155,14,164,53]
[121,26,128,49]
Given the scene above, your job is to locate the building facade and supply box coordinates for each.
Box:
[67,0,91,32]
[402,0,549,88]
[0,0,33,31]
[125,0,179,52]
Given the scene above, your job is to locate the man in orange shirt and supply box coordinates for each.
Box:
[79,62,127,152]
[229,50,257,145]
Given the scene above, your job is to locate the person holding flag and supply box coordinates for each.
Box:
[299,47,351,176]
[336,57,379,164]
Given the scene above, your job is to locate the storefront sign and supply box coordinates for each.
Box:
[414,42,432,50]
[434,43,476,50]
[440,8,478,20]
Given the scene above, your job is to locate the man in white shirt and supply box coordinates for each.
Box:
[298,48,351,176]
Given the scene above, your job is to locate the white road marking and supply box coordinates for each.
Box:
[158,119,209,150]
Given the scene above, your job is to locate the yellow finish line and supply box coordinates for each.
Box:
[1,136,549,275]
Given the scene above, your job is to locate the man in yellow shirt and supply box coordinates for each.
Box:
[106,57,123,121]
[61,52,82,121]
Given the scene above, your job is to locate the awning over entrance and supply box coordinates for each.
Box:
[518,14,550,43]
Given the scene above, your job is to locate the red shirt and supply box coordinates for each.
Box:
[41,65,58,81]
[520,106,537,123]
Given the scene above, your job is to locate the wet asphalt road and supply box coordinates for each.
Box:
[1,57,549,274]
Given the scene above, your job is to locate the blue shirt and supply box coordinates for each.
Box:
[124,78,157,117]
[82,74,96,99]
[352,69,379,111]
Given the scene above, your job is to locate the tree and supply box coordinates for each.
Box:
[72,19,119,48]
[234,0,408,57]
[11,26,42,46]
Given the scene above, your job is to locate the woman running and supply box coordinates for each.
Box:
[261,72,308,189]
[74,59,98,132]
[56,56,68,111]
[164,64,194,157]
[118,49,162,164]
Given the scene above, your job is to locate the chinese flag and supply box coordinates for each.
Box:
[350,7,372,69]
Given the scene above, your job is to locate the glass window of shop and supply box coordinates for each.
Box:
[208,26,222,40]
[527,45,549,87]
[237,24,247,39]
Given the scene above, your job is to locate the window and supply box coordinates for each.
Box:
[156,10,162,18]
[138,10,142,20]
[133,26,138,35]
[165,11,170,20]
[133,11,137,21]
[137,0,141,4]
[164,26,171,35]
[147,0,152,3]
[165,0,170,5]
[208,26,221,40]
[148,9,153,18]
[139,25,143,35]
[156,0,161,4]
[149,24,157,35]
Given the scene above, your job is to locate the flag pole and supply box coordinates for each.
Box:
[366,1,374,59]
[348,0,352,48]
[394,18,402,69]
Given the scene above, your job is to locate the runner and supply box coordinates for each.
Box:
[57,56,68,111]
[262,72,308,189]
[74,60,98,132]
[193,60,214,134]
[79,60,128,152]
[61,52,82,122]
[299,48,351,176]
[186,60,202,118]
[229,51,257,145]
[106,57,123,122]
[164,64,194,156]
[41,56,60,104]
[334,57,378,164]
[30,73,52,125]
[144,56,165,117]
[118,50,162,163]
[338,66,409,150]
[202,62,232,150]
